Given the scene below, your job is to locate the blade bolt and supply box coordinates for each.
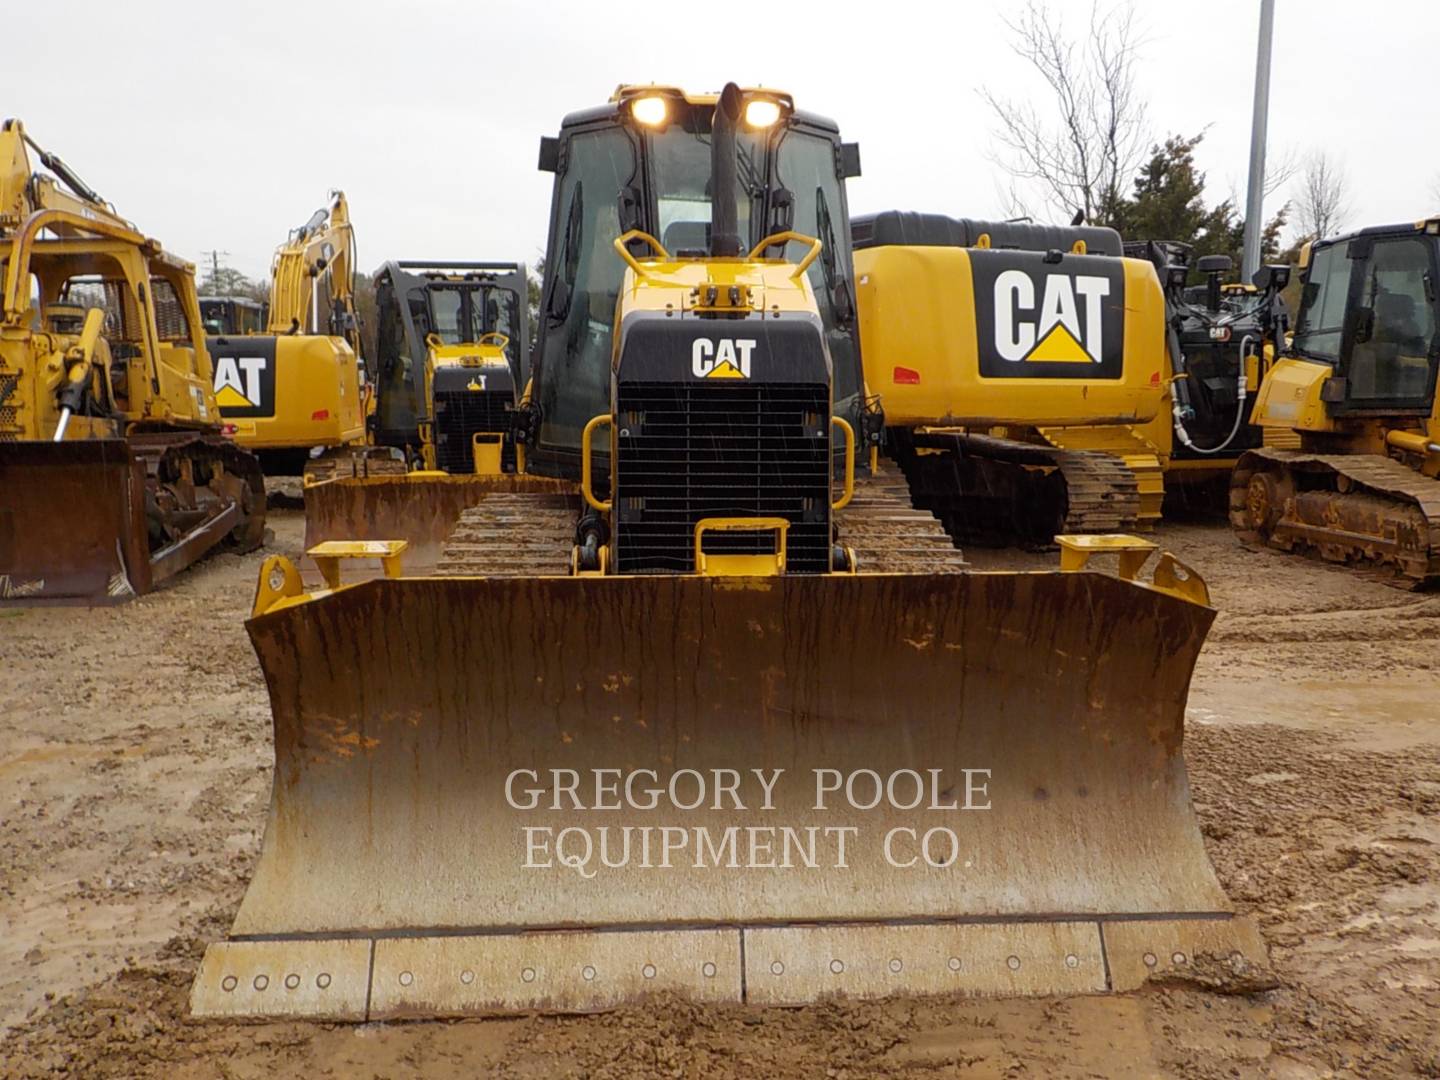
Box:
[642,964,656,980]
[221,976,238,992]
[770,961,785,976]
[253,975,269,991]
[316,973,331,989]
[521,967,537,983]
[888,958,903,974]
[1065,954,1079,969]
[1143,953,1158,968]
[1172,952,1188,966]
[460,969,475,985]
[702,962,717,978]
[284,974,300,989]
[947,957,962,972]
[582,966,596,982]
[1006,956,1021,971]
[399,971,414,987]
[829,959,845,974]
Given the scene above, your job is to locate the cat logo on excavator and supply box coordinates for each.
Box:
[973,254,1126,379]
[692,337,755,379]
[212,351,276,416]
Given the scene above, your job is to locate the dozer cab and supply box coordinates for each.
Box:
[193,85,1260,1022]
[207,192,402,481]
[0,119,264,603]
[1231,217,1440,585]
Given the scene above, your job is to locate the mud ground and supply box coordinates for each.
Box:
[2,505,1438,1078]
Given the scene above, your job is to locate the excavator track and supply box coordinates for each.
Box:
[892,431,1142,549]
[1231,447,1440,587]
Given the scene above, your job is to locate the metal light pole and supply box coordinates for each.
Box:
[1241,0,1276,282]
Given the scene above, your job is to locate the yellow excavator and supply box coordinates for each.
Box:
[851,211,1170,545]
[207,192,398,480]
[851,215,1296,546]
[1231,217,1440,584]
[0,119,264,603]
[192,85,1261,1021]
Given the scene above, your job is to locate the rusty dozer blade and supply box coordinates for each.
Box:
[0,439,151,603]
[302,473,575,580]
[194,568,1264,1020]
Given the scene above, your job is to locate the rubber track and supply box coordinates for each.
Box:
[1230,447,1440,587]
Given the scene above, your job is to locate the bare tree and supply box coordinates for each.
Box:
[982,1,1149,223]
[1292,151,1352,240]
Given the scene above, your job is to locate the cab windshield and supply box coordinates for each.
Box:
[647,115,766,254]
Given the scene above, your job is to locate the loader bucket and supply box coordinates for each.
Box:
[302,473,575,579]
[193,569,1264,1020]
[0,439,152,603]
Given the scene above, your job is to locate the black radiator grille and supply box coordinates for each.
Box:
[613,381,832,574]
[433,390,515,473]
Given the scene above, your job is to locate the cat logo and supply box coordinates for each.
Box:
[466,374,487,391]
[209,340,277,417]
[692,337,756,379]
[994,270,1110,364]
[213,355,268,409]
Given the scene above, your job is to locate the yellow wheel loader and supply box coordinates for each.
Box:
[0,119,264,604]
[1231,218,1440,585]
[206,192,400,481]
[193,85,1261,1021]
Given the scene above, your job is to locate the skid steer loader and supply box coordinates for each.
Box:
[192,85,1262,1021]
[1231,217,1440,585]
[0,119,264,604]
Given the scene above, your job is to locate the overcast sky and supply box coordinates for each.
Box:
[9,0,1437,280]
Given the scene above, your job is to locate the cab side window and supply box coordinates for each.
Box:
[1347,237,1436,404]
[1293,244,1350,363]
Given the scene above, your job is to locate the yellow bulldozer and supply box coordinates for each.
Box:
[0,119,265,603]
[299,259,547,576]
[192,84,1261,1021]
[366,259,530,474]
[207,191,400,481]
[1231,217,1440,585]
[850,213,1296,548]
